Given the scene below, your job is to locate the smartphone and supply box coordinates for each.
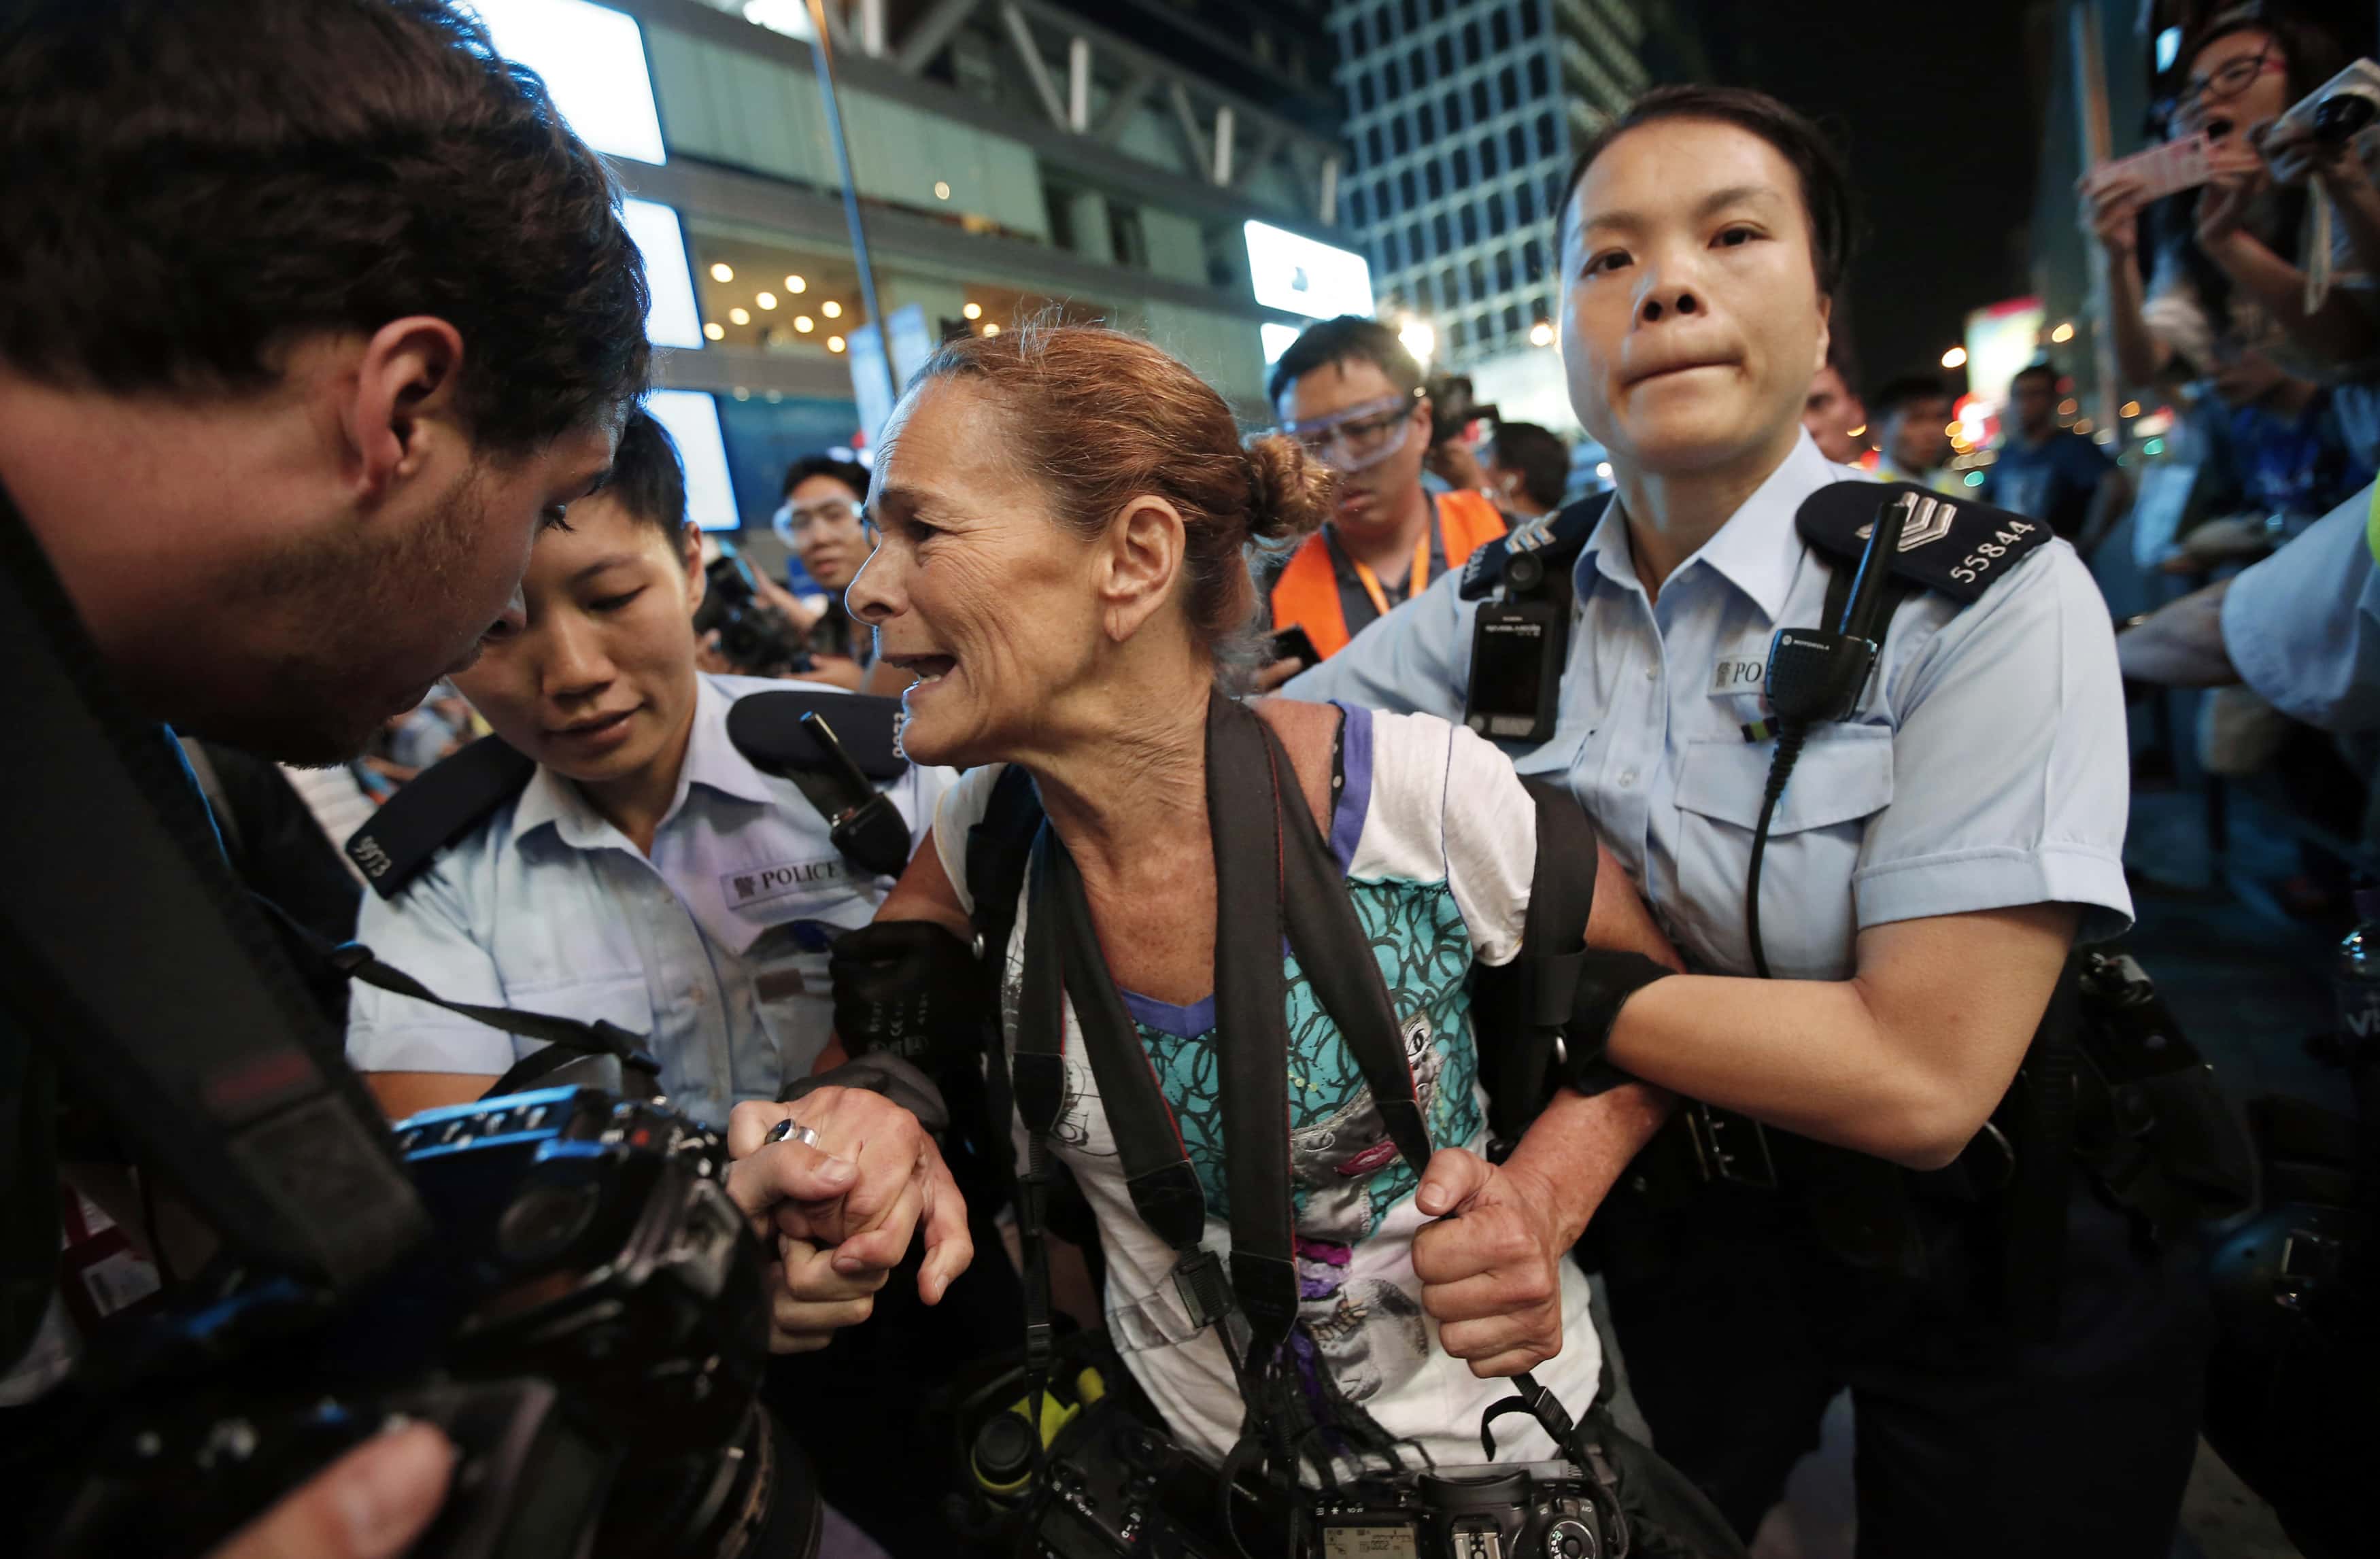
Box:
[1270,624,1321,670]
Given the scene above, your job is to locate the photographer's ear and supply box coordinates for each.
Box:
[679,523,707,615]
[343,317,468,504]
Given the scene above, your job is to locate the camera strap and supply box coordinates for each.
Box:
[1010,693,1433,1498]
[0,484,430,1292]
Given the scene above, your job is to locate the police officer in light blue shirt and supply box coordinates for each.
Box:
[343,430,951,1135]
[1293,86,2206,1557]
[2120,478,2380,734]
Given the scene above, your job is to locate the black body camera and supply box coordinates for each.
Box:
[1463,521,1574,747]
[695,548,813,677]
[41,1087,809,1559]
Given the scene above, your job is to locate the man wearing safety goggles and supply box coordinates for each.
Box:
[1263,315,1508,674]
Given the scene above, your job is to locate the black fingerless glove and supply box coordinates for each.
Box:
[827,919,985,1067]
[1559,949,1674,1096]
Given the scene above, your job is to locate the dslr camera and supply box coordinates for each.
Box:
[42,1086,811,1559]
[696,547,813,677]
[955,1351,1621,1559]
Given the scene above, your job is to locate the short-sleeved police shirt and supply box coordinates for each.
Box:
[345,674,951,1127]
[1285,432,2135,980]
[2222,480,2380,733]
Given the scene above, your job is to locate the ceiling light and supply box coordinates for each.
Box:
[821,301,843,319]
[983,322,1002,337]
[934,180,952,200]
[756,292,777,310]
[794,315,814,333]
[785,274,806,293]
[702,322,724,341]
[963,302,983,320]
[710,262,734,282]
[729,307,750,325]
[828,335,846,353]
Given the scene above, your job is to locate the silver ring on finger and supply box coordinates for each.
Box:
[766,1117,821,1150]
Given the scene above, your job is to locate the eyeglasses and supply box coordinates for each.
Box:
[1280,391,1423,473]
[785,496,863,532]
[2167,39,2283,130]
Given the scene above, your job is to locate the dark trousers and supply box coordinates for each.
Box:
[766,1195,1025,1559]
[1599,1176,2211,1559]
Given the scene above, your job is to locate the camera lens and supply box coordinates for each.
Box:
[496,1180,602,1264]
[1508,552,1546,593]
[972,1412,1036,1488]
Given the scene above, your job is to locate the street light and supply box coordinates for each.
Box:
[1399,318,1435,366]
[2051,322,2075,343]
[1528,320,1554,347]
[1941,345,1968,369]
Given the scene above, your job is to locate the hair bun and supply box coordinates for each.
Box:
[1242,432,1335,545]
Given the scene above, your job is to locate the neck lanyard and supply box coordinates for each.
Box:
[1342,494,1440,618]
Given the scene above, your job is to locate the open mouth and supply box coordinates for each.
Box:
[552,708,636,738]
[881,652,957,687]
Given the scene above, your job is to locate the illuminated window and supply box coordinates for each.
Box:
[620,199,704,349]
[469,0,665,165]
[643,390,739,529]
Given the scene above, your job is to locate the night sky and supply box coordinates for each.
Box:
[1656,1,2047,400]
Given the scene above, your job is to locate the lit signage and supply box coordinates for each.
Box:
[1244,221,1374,321]
[468,0,666,166]
[621,199,705,350]
[1260,322,1303,364]
[645,390,741,530]
[1963,296,2047,412]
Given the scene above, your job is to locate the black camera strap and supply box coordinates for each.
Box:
[0,487,430,1292]
[1009,693,1434,1500]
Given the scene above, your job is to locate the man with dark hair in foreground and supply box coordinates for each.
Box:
[0,3,928,1552]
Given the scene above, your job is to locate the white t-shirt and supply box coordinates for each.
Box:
[932,702,1601,1474]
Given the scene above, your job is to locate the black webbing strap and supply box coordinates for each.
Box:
[1274,737,1434,1179]
[1205,695,1308,1361]
[1470,780,1600,1144]
[0,488,429,1291]
[248,895,664,1099]
[1025,836,1210,1258]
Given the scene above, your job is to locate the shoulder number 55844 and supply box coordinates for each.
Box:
[1948,519,2037,585]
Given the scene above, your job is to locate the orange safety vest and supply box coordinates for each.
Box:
[1270,489,1509,661]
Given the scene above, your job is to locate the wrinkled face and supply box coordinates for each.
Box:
[1884,396,1952,473]
[846,380,1108,768]
[2009,373,2058,435]
[450,488,705,788]
[1276,356,1431,538]
[2178,28,2289,148]
[786,473,868,593]
[204,424,616,763]
[1801,364,1867,464]
[1560,118,1829,483]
